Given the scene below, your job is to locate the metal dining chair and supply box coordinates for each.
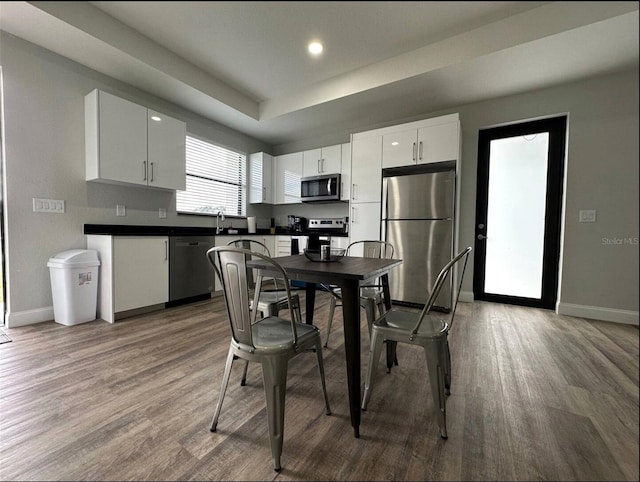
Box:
[361,246,472,440]
[323,240,395,347]
[226,239,303,386]
[207,246,331,472]
[227,239,302,322]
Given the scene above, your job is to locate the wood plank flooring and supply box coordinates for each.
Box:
[1,293,638,481]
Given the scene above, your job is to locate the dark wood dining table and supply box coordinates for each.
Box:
[248,254,402,438]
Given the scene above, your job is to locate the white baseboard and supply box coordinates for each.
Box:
[6,307,54,328]
[459,291,475,303]
[557,303,638,325]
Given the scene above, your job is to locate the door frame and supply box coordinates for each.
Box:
[473,115,567,309]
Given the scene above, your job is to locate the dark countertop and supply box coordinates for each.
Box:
[83,224,348,237]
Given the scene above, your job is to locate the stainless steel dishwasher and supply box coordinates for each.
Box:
[168,236,215,305]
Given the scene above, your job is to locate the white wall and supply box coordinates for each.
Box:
[0,32,271,326]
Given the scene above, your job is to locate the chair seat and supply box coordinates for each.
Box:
[374,310,448,340]
[360,286,383,301]
[252,316,319,350]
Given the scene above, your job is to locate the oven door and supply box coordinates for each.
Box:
[301,174,340,202]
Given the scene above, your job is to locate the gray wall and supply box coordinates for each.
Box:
[0,33,272,321]
[275,72,639,316]
[2,31,638,325]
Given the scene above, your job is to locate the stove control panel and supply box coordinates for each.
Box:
[308,218,347,230]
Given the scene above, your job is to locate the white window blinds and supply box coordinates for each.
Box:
[177,135,247,216]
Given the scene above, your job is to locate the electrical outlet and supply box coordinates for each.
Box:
[116,205,126,217]
[579,210,596,223]
[159,208,167,219]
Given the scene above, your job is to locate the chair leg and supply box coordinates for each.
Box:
[324,295,337,347]
[361,329,385,411]
[292,295,303,324]
[240,360,249,386]
[261,356,289,472]
[363,299,375,338]
[211,346,235,432]
[314,337,332,415]
[424,339,448,439]
[443,336,452,396]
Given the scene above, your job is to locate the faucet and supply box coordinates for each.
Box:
[216,209,225,234]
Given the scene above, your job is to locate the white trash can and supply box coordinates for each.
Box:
[47,249,101,326]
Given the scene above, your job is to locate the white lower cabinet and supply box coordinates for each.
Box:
[330,236,350,250]
[349,202,381,256]
[87,235,168,323]
[276,236,292,257]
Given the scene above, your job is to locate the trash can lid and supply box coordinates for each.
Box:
[47,249,101,268]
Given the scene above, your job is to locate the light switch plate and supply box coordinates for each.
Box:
[116,205,126,217]
[159,208,167,218]
[579,210,596,223]
[33,198,65,213]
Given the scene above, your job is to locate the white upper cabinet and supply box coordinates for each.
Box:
[147,109,186,190]
[382,128,419,169]
[381,114,460,168]
[302,144,342,177]
[274,151,303,204]
[417,121,459,164]
[351,136,382,203]
[249,152,274,204]
[85,89,186,190]
[340,142,351,201]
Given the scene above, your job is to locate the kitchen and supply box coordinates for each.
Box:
[0,2,637,481]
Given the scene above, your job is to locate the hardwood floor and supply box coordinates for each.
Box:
[1,293,638,481]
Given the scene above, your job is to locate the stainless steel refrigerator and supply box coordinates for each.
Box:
[382,169,455,310]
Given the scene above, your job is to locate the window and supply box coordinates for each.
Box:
[177,135,247,216]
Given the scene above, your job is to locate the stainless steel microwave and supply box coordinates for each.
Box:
[300,173,341,203]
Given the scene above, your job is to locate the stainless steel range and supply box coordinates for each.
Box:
[306,217,348,252]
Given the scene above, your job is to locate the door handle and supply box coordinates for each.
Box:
[142,161,147,181]
[477,234,487,240]
[149,162,154,182]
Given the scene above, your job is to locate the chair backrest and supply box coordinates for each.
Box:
[347,240,394,259]
[207,246,299,349]
[227,239,270,290]
[410,247,472,340]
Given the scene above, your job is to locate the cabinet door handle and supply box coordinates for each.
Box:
[142,161,147,181]
[412,142,417,161]
[164,240,168,261]
[317,159,321,173]
[352,184,357,200]
[263,186,266,201]
[419,141,423,161]
[351,206,357,223]
[150,162,154,182]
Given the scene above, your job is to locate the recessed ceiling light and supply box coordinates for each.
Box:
[151,115,162,122]
[308,41,323,56]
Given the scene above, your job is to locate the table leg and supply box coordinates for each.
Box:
[305,282,316,325]
[381,273,398,372]
[341,279,361,438]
